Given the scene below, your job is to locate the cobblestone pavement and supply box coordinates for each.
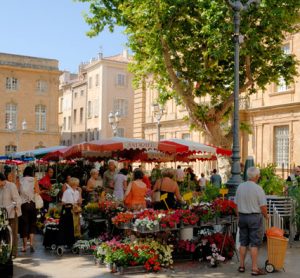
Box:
[13,235,300,278]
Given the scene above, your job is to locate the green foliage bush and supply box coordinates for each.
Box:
[259,164,285,196]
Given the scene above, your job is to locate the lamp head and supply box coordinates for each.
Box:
[115,111,121,123]
[152,103,160,113]
[7,120,13,130]
[108,112,114,124]
[22,119,27,130]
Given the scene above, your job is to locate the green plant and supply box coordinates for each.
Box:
[259,164,285,195]
[287,186,300,229]
[201,184,220,202]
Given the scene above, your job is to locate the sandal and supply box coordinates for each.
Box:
[238,266,245,273]
[30,246,35,253]
[251,268,266,276]
[21,249,26,253]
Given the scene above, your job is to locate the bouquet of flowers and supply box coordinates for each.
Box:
[0,240,10,264]
[0,208,9,230]
[50,183,63,197]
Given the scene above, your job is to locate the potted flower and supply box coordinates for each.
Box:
[159,211,180,230]
[133,217,159,233]
[112,212,134,229]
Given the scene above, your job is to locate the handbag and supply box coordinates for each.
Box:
[34,193,44,209]
[153,179,163,202]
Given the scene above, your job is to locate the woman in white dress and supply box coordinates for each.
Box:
[113,168,128,201]
[59,178,82,245]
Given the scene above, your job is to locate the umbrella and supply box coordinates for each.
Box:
[63,137,160,160]
[10,146,67,159]
[160,139,216,155]
[42,146,72,161]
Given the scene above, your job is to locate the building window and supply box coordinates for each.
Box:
[89,77,92,89]
[94,128,99,140]
[80,90,84,96]
[68,116,71,130]
[117,128,124,137]
[73,109,77,124]
[89,129,95,141]
[113,99,128,117]
[95,74,99,86]
[116,73,126,86]
[63,117,66,130]
[282,43,291,55]
[74,91,78,98]
[88,101,92,118]
[5,145,17,155]
[6,77,18,91]
[182,133,190,140]
[5,103,17,129]
[274,126,289,168]
[277,77,291,93]
[36,80,48,93]
[94,101,99,117]
[59,97,63,113]
[80,107,84,123]
[35,104,46,131]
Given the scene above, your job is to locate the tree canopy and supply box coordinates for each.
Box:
[78,0,300,147]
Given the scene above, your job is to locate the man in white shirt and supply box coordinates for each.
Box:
[176,165,185,186]
[235,167,269,276]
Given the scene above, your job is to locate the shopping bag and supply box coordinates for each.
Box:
[34,193,44,209]
[266,227,284,238]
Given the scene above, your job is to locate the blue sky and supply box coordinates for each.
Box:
[0,0,127,72]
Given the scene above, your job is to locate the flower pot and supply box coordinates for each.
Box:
[180,226,194,240]
[117,222,131,229]
[118,265,146,275]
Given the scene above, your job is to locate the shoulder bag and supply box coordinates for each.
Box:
[153,179,163,202]
[34,193,44,209]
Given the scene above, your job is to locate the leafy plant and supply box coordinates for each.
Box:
[259,164,285,195]
[201,184,220,202]
[287,186,300,229]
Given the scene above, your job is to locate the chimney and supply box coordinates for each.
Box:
[122,48,128,59]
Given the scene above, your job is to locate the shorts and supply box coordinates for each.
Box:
[238,213,263,247]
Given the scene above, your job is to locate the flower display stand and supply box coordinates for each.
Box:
[117,265,147,275]
[180,226,194,240]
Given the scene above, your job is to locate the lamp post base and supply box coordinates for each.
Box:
[226,174,243,196]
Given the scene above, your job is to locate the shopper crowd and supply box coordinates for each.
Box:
[0,160,223,258]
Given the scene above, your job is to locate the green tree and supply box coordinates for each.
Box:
[78,0,300,147]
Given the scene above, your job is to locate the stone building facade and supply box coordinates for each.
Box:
[59,50,134,145]
[241,32,300,177]
[0,53,60,154]
[133,32,300,178]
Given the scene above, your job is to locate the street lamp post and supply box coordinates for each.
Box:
[108,111,121,137]
[227,0,260,196]
[8,119,27,152]
[152,103,164,142]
